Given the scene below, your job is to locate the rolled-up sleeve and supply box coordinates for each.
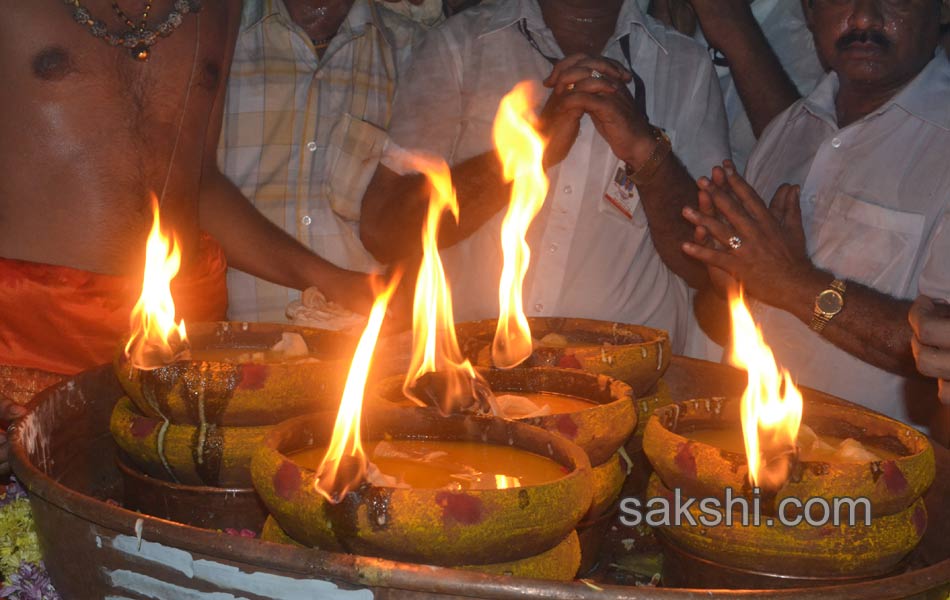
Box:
[919,211,950,300]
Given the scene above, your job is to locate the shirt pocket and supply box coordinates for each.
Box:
[324,113,390,223]
[811,191,925,297]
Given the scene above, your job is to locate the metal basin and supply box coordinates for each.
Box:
[9,358,950,599]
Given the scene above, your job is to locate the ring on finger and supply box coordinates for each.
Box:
[727,235,743,250]
[566,82,575,91]
[591,69,604,79]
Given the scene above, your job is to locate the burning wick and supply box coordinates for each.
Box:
[491,81,549,369]
[315,275,401,504]
[728,289,803,492]
[125,196,190,370]
[400,152,492,416]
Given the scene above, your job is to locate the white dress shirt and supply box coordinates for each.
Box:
[745,52,950,431]
[384,0,730,354]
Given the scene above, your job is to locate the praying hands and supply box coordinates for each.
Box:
[680,160,814,307]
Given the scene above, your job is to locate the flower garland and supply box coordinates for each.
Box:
[0,479,59,600]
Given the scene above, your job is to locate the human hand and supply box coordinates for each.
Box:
[321,269,376,316]
[0,396,28,476]
[909,295,950,404]
[540,54,633,168]
[681,161,813,307]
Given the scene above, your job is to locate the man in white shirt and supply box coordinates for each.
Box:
[683,0,950,438]
[360,0,730,355]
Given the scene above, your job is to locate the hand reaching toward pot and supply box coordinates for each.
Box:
[909,295,950,404]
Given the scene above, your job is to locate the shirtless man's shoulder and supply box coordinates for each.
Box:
[0,1,241,276]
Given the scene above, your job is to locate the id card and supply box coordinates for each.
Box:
[603,160,641,223]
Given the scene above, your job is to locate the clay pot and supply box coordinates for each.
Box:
[110,397,268,487]
[647,473,927,579]
[374,367,637,467]
[455,318,670,395]
[116,455,267,531]
[251,408,593,566]
[642,397,935,517]
[115,322,353,427]
[260,516,582,581]
[588,451,626,520]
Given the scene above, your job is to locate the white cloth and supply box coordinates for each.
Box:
[695,0,825,172]
[384,0,730,355]
[745,52,950,431]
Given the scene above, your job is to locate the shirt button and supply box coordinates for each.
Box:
[563,185,573,194]
[306,141,318,152]
[549,243,558,253]
[831,137,842,148]
[534,303,544,312]
[301,215,312,226]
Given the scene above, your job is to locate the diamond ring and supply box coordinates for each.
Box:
[591,69,604,79]
[727,236,743,250]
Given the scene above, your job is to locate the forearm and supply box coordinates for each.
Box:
[360,153,511,263]
[702,10,800,137]
[636,156,709,289]
[765,268,920,377]
[199,171,350,290]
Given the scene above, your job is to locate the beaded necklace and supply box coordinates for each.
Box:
[63,0,202,62]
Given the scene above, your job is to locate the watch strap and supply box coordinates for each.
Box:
[625,127,672,186]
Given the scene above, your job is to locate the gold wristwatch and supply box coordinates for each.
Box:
[810,279,847,333]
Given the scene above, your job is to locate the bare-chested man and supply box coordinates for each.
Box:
[0,1,373,472]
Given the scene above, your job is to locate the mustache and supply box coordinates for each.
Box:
[835,29,891,51]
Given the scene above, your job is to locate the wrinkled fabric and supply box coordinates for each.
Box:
[0,233,227,376]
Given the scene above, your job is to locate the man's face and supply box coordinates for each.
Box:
[803,0,941,90]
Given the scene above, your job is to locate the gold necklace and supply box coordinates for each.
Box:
[63,0,202,61]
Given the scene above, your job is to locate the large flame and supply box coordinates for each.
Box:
[491,82,550,369]
[728,289,803,491]
[125,197,189,369]
[401,153,488,415]
[315,276,400,503]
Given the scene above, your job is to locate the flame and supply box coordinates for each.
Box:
[315,276,400,503]
[125,197,189,369]
[401,153,487,415]
[728,289,803,490]
[491,82,550,369]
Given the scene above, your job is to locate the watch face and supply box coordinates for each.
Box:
[817,290,843,313]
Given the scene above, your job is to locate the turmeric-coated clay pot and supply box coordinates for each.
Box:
[455,318,670,395]
[252,408,593,566]
[115,322,354,427]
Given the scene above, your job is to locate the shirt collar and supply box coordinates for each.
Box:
[795,51,950,131]
[479,0,667,55]
[241,0,382,39]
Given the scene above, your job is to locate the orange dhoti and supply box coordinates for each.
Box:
[0,234,227,404]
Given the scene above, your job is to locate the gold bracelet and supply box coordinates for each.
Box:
[625,127,672,186]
